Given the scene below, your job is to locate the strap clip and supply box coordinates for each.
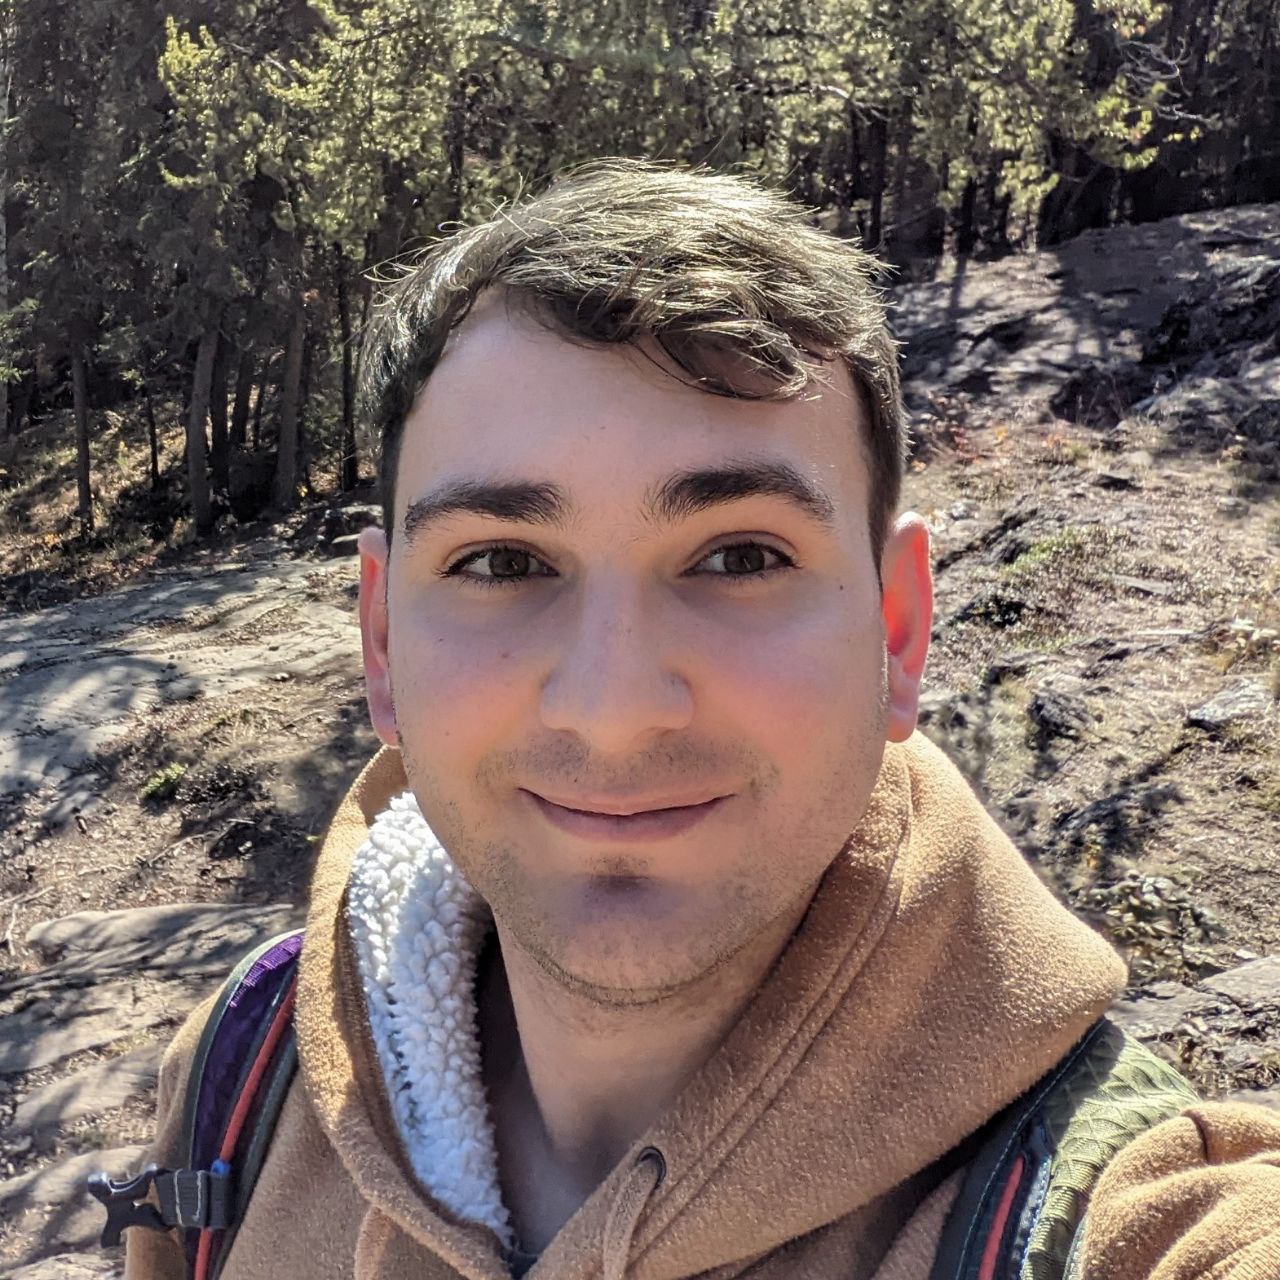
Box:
[87,1162,233,1246]
[86,1163,168,1247]
[155,1164,233,1231]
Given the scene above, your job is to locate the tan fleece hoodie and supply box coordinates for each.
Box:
[125,730,1280,1280]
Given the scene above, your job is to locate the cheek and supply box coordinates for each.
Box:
[387,600,533,752]
[695,593,885,746]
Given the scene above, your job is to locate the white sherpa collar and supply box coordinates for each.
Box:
[345,789,512,1246]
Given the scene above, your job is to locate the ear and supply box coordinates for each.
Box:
[357,526,399,748]
[879,513,934,743]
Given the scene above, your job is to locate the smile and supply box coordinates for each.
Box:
[522,790,730,842]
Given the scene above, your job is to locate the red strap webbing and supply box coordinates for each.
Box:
[193,973,298,1280]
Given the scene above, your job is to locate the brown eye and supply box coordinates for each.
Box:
[444,544,557,586]
[696,542,794,577]
[722,545,767,574]
[488,548,532,578]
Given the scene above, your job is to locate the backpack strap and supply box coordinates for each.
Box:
[929,1015,1200,1280]
[1060,1212,1089,1280]
[88,928,304,1280]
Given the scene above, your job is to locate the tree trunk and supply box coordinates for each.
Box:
[0,21,10,438]
[868,113,887,250]
[209,328,230,493]
[230,272,266,447]
[271,300,306,510]
[70,347,93,534]
[443,76,467,223]
[956,178,977,257]
[369,164,415,272]
[252,362,268,451]
[298,322,315,496]
[143,381,160,491]
[354,232,378,446]
[230,347,254,447]
[888,103,912,253]
[841,99,862,240]
[187,328,217,535]
[336,251,356,491]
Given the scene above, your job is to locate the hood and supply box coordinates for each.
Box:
[294,730,1128,1279]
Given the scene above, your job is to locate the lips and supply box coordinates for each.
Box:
[531,789,728,816]
[522,789,729,842]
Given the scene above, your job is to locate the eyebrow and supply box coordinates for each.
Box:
[400,459,836,544]
[646,461,836,529]
[403,480,568,544]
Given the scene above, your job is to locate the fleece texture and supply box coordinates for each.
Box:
[125,731,1280,1280]
[346,791,509,1245]
[1082,1103,1280,1279]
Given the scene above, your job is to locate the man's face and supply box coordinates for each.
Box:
[358,295,933,1003]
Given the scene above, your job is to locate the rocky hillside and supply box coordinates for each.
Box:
[1,203,1278,1276]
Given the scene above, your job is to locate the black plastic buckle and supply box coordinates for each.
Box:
[86,1163,169,1247]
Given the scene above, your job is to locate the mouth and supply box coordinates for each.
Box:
[522,789,730,843]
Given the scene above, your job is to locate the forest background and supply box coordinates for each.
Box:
[0,0,1277,579]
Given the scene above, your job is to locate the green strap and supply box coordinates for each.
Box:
[1019,1020,1199,1280]
[930,1016,1201,1280]
[929,1020,1108,1280]
[1061,1214,1088,1280]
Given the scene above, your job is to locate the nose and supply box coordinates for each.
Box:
[538,578,694,755]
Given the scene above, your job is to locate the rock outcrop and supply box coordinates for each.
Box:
[0,555,359,796]
[1112,956,1280,1108]
[0,903,302,1273]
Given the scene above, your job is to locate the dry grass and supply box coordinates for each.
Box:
[0,405,189,608]
[1038,428,1091,467]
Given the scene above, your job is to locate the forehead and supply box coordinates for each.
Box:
[395,295,870,523]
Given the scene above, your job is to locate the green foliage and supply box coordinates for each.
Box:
[152,0,1178,253]
[2,0,1276,529]
[0,298,38,383]
[141,762,187,803]
[1001,527,1091,581]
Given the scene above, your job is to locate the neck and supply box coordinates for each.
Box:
[479,895,813,1249]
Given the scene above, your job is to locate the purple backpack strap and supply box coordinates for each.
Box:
[181,930,305,1170]
[87,928,304,1278]
[178,928,304,1276]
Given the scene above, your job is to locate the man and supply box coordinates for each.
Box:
[126,160,1280,1279]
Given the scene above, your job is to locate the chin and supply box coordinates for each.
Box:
[519,878,749,1005]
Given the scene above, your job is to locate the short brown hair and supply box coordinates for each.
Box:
[361,158,907,586]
